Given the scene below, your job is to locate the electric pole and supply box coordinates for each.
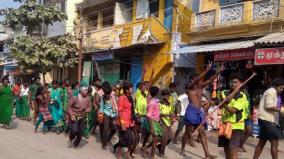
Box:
[77,6,83,82]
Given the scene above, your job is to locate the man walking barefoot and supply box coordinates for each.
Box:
[180,62,223,159]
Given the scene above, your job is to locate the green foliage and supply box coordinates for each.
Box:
[11,34,78,74]
[1,0,67,35]
[0,0,78,75]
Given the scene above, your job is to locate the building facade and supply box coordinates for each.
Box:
[75,0,192,88]
[42,0,83,83]
[182,0,284,99]
[0,24,20,85]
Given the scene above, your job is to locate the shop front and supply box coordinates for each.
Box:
[91,43,162,88]
[91,51,120,85]
[176,40,257,97]
[254,46,284,136]
[179,41,261,131]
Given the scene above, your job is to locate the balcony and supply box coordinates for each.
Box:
[220,3,244,25]
[253,0,279,21]
[83,16,169,52]
[194,10,216,30]
[192,1,281,31]
[189,0,283,43]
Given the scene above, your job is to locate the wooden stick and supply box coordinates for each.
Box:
[193,72,257,134]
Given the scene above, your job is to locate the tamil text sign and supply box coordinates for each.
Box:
[255,48,284,65]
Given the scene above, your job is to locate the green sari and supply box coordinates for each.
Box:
[16,87,30,119]
[21,96,30,118]
[15,96,22,117]
[16,96,30,119]
[49,88,63,129]
[61,88,68,111]
[0,85,13,125]
[83,95,94,138]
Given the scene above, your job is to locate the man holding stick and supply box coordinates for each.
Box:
[218,72,250,159]
[180,62,223,158]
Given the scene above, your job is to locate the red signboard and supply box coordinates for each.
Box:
[255,48,284,65]
[214,49,255,61]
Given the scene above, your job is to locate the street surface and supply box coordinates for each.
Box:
[0,118,283,159]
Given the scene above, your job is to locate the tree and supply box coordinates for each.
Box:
[0,0,78,78]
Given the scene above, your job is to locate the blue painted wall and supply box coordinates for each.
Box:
[164,0,173,31]
[130,59,143,92]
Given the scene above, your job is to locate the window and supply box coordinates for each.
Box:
[115,0,133,24]
[192,0,200,13]
[118,0,133,8]
[102,9,114,27]
[61,0,66,12]
[220,0,244,6]
[149,0,159,17]
[87,13,98,31]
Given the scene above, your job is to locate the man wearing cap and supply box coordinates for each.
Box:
[67,81,92,148]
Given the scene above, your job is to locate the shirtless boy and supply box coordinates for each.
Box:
[180,62,224,159]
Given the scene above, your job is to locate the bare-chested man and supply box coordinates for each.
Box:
[180,62,224,159]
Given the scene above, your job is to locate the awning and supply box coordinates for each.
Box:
[173,40,255,54]
[255,32,284,44]
[175,53,196,68]
[90,41,165,54]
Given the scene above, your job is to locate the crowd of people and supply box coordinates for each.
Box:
[0,63,284,159]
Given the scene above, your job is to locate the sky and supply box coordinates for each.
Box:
[0,0,22,21]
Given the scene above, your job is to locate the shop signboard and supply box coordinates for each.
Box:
[92,52,113,61]
[214,49,255,61]
[255,48,284,65]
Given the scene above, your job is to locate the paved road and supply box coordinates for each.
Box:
[0,118,283,159]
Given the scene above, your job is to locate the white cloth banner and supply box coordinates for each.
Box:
[113,28,123,48]
[132,25,143,44]
[114,2,132,25]
[136,0,150,19]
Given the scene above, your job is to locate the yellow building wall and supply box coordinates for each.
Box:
[173,0,192,42]
[143,0,192,86]
[80,0,192,87]
[66,0,83,34]
[191,0,284,72]
[192,0,284,36]
[143,17,172,87]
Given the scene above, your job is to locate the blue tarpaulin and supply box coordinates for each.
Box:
[164,0,173,30]
[130,59,143,92]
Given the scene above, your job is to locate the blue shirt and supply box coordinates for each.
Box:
[99,96,117,118]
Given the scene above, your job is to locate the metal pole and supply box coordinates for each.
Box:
[172,7,179,83]
[78,6,83,82]
[78,37,83,82]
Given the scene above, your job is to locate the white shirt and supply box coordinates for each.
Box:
[258,87,278,123]
[20,86,29,96]
[178,93,189,116]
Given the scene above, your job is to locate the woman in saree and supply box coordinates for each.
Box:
[34,86,53,133]
[13,79,22,118]
[60,80,71,132]
[49,81,64,134]
[0,77,13,129]
[19,82,30,120]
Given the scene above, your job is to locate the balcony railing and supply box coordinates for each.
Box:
[220,3,244,25]
[195,10,216,30]
[253,0,279,21]
[83,16,169,52]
